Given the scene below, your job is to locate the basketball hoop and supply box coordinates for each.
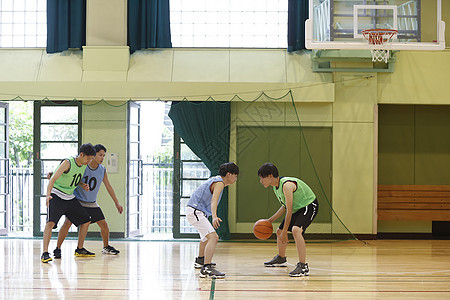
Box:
[362,29,398,63]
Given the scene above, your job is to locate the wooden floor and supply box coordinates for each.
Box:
[0,238,449,299]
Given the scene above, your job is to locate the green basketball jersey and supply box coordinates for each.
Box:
[273,177,316,213]
[53,157,87,195]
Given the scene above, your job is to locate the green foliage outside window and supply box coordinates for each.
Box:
[9,102,33,167]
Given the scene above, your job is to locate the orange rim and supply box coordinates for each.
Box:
[362,29,398,45]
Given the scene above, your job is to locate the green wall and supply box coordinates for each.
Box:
[235,126,332,224]
[379,105,450,185]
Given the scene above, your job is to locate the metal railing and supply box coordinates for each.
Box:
[9,167,33,234]
[7,159,206,236]
[142,157,174,234]
[7,162,177,236]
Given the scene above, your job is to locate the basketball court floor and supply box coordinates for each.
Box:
[1,238,449,299]
[0,1,448,299]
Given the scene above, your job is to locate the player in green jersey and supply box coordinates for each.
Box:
[258,163,319,277]
[41,143,96,263]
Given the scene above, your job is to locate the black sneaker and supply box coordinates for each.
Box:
[199,264,225,279]
[74,247,96,257]
[53,247,61,259]
[102,245,120,255]
[289,262,310,277]
[41,252,52,263]
[264,254,287,267]
[194,257,216,269]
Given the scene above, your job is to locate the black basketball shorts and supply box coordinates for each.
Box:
[279,199,319,233]
[83,206,106,223]
[47,193,91,227]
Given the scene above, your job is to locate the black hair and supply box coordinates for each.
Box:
[79,143,96,156]
[257,163,279,178]
[219,162,239,176]
[94,144,107,153]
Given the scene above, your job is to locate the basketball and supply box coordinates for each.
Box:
[253,219,273,240]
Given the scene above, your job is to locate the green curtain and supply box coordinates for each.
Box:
[288,0,309,52]
[128,0,172,53]
[46,0,86,53]
[168,101,231,240]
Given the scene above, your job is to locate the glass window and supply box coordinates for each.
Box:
[170,0,288,48]
[40,142,78,160]
[182,161,210,178]
[41,124,78,142]
[41,160,61,176]
[41,106,78,123]
[0,0,47,48]
[0,106,5,122]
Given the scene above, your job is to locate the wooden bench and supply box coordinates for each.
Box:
[378,185,450,221]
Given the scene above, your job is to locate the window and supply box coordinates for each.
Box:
[173,134,210,238]
[0,0,46,48]
[170,0,288,48]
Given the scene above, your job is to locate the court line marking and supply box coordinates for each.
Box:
[310,267,450,275]
[202,277,450,282]
[199,289,450,293]
[7,270,450,280]
[0,287,197,292]
[3,287,449,294]
[209,278,216,300]
[267,263,450,276]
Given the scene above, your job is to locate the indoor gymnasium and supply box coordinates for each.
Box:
[0,0,449,299]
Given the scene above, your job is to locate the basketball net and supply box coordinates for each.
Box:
[362,29,398,63]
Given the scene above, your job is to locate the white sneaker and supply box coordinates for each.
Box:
[102,245,120,255]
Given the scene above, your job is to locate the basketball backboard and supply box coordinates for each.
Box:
[305,0,445,50]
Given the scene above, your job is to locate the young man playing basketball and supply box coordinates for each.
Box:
[186,162,239,279]
[41,143,96,263]
[52,144,123,259]
[258,163,319,277]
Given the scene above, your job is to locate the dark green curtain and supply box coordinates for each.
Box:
[288,0,309,52]
[46,0,86,54]
[128,0,172,53]
[168,101,231,240]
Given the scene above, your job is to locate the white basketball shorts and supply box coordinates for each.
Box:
[186,206,215,242]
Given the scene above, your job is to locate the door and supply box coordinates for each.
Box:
[0,102,9,235]
[33,102,81,236]
[127,101,143,237]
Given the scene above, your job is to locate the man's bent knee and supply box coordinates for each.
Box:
[61,219,73,229]
[206,231,219,242]
[79,221,91,227]
[292,226,303,235]
[45,221,56,228]
[97,219,108,227]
